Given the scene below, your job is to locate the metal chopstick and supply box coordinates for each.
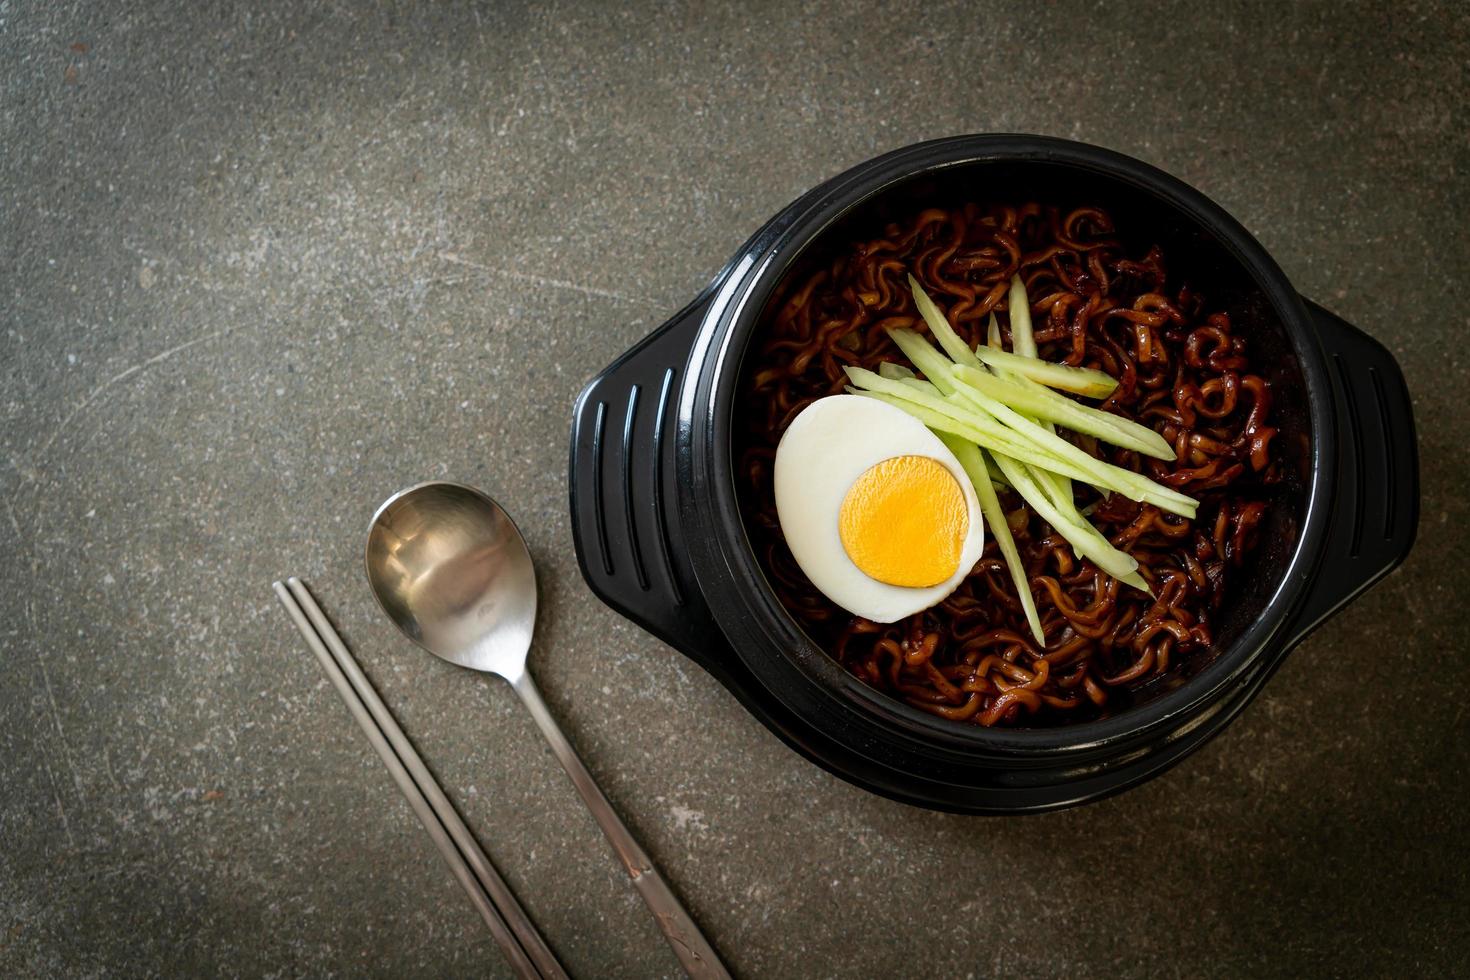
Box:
[274,578,568,980]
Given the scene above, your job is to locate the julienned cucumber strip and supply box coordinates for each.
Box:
[847,388,1104,487]
[951,364,1174,460]
[887,328,964,396]
[869,337,1198,516]
[972,346,1118,399]
[846,362,1195,516]
[1043,496,1153,596]
[910,275,1112,399]
[844,369,1135,492]
[991,452,1140,580]
[851,384,1193,530]
[1008,275,1037,358]
[975,355,1144,446]
[908,274,983,370]
[938,434,1045,645]
[951,379,1197,517]
[993,277,1082,530]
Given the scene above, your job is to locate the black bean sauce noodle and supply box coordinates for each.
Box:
[736,202,1280,727]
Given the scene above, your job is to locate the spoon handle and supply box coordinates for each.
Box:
[513,674,731,980]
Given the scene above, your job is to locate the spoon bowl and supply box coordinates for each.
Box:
[366,482,535,681]
[365,481,728,979]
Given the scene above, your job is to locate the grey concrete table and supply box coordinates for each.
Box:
[3,2,1467,977]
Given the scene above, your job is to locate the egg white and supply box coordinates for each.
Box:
[772,395,985,623]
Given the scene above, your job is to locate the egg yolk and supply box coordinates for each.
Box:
[838,455,968,588]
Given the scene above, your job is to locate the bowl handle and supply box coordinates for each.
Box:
[569,287,739,678]
[1284,300,1419,648]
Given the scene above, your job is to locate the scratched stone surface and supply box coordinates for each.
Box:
[2,1,1467,977]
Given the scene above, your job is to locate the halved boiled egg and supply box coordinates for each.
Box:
[773,395,985,622]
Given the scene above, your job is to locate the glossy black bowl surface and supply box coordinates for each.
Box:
[570,135,1417,812]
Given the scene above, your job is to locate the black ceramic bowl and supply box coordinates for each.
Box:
[569,135,1417,813]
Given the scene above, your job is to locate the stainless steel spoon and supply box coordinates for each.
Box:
[365,481,729,980]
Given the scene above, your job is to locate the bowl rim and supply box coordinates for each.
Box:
[686,133,1337,755]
